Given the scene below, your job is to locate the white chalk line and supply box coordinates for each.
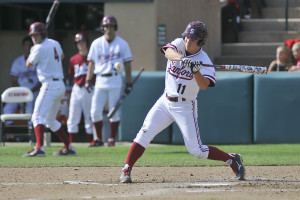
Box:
[3,180,300,200]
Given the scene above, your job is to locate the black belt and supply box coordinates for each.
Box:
[166,93,186,102]
[53,78,59,81]
[101,72,118,77]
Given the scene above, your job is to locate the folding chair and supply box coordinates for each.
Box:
[0,87,34,146]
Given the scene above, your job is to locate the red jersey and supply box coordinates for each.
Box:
[69,53,95,86]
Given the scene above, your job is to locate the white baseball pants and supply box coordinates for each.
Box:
[67,84,93,134]
[31,79,65,132]
[91,87,122,122]
[134,93,209,159]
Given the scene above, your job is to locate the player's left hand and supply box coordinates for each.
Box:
[190,61,203,74]
[124,82,132,94]
[180,57,193,67]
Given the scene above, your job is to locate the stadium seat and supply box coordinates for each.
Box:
[0,87,34,146]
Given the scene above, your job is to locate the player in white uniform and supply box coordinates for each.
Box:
[4,36,40,125]
[86,15,132,147]
[120,21,245,183]
[23,22,76,157]
[67,33,94,143]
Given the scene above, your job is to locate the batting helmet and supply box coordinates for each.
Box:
[74,33,88,42]
[29,22,47,38]
[101,15,118,31]
[182,21,208,46]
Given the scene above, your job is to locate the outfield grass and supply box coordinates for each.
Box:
[0,143,299,167]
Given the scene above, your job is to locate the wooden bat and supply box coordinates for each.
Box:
[107,68,145,118]
[45,0,60,29]
[196,63,268,75]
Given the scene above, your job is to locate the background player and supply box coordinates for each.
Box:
[3,36,40,125]
[23,22,76,157]
[85,15,133,147]
[120,21,245,183]
[67,33,94,144]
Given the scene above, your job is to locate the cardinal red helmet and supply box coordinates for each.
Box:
[29,22,47,37]
[182,21,208,46]
[101,15,118,31]
[74,33,88,42]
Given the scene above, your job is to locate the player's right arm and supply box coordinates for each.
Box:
[164,48,182,61]
[85,60,95,92]
[26,44,40,68]
[86,61,95,81]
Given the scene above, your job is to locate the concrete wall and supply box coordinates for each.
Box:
[154,0,221,70]
[105,1,156,71]
[105,0,221,71]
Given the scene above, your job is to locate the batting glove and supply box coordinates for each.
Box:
[124,82,132,94]
[85,80,94,93]
[190,61,203,74]
[180,57,193,67]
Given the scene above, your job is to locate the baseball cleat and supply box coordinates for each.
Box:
[22,146,46,157]
[108,138,115,147]
[120,164,132,183]
[53,145,77,156]
[230,153,245,180]
[88,139,104,147]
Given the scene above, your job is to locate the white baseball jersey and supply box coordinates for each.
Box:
[28,37,66,131]
[161,38,216,100]
[87,35,133,88]
[28,38,64,82]
[10,55,39,89]
[133,38,216,160]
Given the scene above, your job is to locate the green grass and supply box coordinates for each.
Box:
[0,143,299,167]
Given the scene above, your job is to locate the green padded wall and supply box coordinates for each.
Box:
[119,71,172,143]
[254,72,300,143]
[172,72,253,144]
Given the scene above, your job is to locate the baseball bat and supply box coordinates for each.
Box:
[45,0,60,29]
[107,68,145,118]
[200,63,268,75]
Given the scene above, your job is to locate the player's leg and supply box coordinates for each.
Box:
[67,85,82,143]
[44,84,76,156]
[120,96,174,183]
[81,87,93,143]
[89,87,107,146]
[174,100,245,180]
[23,83,51,157]
[107,87,123,146]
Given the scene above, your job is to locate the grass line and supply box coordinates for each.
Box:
[0,143,300,167]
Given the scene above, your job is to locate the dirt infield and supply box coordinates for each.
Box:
[1,166,300,200]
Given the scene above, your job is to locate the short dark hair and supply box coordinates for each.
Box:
[22,36,33,45]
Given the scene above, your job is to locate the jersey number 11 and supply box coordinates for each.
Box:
[177,83,186,94]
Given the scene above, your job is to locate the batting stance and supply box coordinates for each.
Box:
[67,33,94,143]
[23,22,76,157]
[120,21,245,183]
[86,15,132,147]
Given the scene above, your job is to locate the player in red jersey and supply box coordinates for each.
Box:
[67,33,95,144]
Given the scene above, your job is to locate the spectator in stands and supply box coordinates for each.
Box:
[268,45,292,72]
[221,0,239,42]
[3,36,40,125]
[288,42,300,72]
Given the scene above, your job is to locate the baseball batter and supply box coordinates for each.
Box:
[4,36,40,125]
[67,33,94,143]
[23,22,76,157]
[120,21,245,183]
[86,15,133,147]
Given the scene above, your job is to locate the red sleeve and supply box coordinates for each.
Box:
[68,57,74,75]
